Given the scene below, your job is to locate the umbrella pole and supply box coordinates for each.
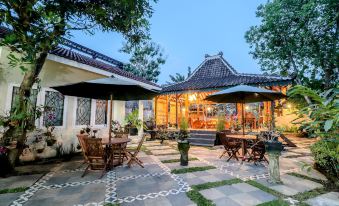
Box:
[242,103,245,136]
[109,94,113,141]
[271,101,275,130]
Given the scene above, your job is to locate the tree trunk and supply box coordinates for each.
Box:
[8,52,48,167]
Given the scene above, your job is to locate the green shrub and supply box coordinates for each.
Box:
[289,86,339,182]
[216,113,225,132]
[311,139,339,180]
[180,117,189,131]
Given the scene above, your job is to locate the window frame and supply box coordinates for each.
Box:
[39,88,68,129]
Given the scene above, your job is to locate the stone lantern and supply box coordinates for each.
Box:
[265,137,283,184]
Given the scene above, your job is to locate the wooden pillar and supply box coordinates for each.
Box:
[185,93,189,127]
[175,94,178,129]
[165,95,169,128]
[154,97,158,127]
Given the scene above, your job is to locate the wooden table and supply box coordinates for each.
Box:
[226,134,257,158]
[102,138,131,167]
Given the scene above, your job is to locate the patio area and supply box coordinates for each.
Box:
[1,135,337,206]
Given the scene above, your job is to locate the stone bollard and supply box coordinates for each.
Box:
[265,137,283,184]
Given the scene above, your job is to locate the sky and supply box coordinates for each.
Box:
[70,0,266,84]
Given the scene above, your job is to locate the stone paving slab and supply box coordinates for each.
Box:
[146,145,173,150]
[178,169,233,186]
[306,192,339,206]
[256,174,323,196]
[200,182,276,206]
[25,182,106,206]
[0,192,24,206]
[164,160,209,170]
[151,149,179,155]
[0,174,42,189]
[156,154,181,161]
[121,193,196,206]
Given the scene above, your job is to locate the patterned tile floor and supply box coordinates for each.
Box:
[1,138,337,206]
[200,183,277,206]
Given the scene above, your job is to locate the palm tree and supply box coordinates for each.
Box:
[167,67,192,84]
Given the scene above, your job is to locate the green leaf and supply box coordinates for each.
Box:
[324,120,333,132]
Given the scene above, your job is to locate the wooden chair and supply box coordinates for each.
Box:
[125,135,146,168]
[247,140,268,164]
[81,137,112,178]
[77,134,89,163]
[219,136,242,161]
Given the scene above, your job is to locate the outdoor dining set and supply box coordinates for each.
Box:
[76,132,147,178]
[218,130,279,164]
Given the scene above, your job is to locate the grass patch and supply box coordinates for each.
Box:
[187,179,242,206]
[292,188,328,202]
[171,166,216,174]
[247,179,328,206]
[0,187,28,194]
[161,158,198,163]
[287,172,325,184]
[154,152,180,156]
[257,199,289,206]
[192,178,242,191]
[186,190,214,206]
[140,146,152,155]
[246,180,286,198]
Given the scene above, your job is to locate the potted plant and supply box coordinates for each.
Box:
[0,146,12,177]
[177,117,190,166]
[215,113,226,145]
[125,109,143,136]
[144,117,155,130]
[111,121,128,137]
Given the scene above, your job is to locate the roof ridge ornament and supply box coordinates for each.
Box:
[218,51,223,56]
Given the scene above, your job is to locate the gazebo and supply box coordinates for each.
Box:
[156,52,292,131]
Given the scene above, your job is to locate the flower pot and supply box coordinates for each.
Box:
[0,148,12,177]
[215,132,223,146]
[129,127,138,136]
[178,140,190,166]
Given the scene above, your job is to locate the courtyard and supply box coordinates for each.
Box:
[1,135,337,206]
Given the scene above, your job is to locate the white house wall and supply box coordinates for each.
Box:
[0,46,147,145]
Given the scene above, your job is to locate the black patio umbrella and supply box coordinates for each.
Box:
[205,85,286,135]
[52,76,159,140]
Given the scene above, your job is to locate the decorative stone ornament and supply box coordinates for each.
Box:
[265,138,283,184]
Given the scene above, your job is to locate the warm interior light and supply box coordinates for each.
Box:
[287,104,292,109]
[207,107,212,112]
[188,94,197,101]
[182,108,186,112]
[245,106,250,110]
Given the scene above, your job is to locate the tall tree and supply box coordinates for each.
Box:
[120,41,165,83]
[167,66,192,84]
[0,0,156,166]
[245,0,338,90]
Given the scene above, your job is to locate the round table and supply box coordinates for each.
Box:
[102,138,131,167]
[225,134,257,158]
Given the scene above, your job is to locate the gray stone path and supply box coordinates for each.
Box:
[0,139,335,206]
[0,174,42,189]
[256,174,323,196]
[200,183,276,206]
[306,192,339,206]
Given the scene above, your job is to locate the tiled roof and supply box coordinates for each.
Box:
[50,47,160,87]
[162,54,292,93]
[0,27,160,88]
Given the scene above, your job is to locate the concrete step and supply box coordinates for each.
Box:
[190,130,216,134]
[188,138,215,145]
[189,133,216,139]
[189,142,214,147]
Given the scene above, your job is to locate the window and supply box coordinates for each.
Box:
[95,100,106,125]
[43,91,64,126]
[143,100,153,120]
[76,97,91,125]
[125,101,139,117]
[11,86,38,110]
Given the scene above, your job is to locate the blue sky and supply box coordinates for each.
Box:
[70,0,266,84]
